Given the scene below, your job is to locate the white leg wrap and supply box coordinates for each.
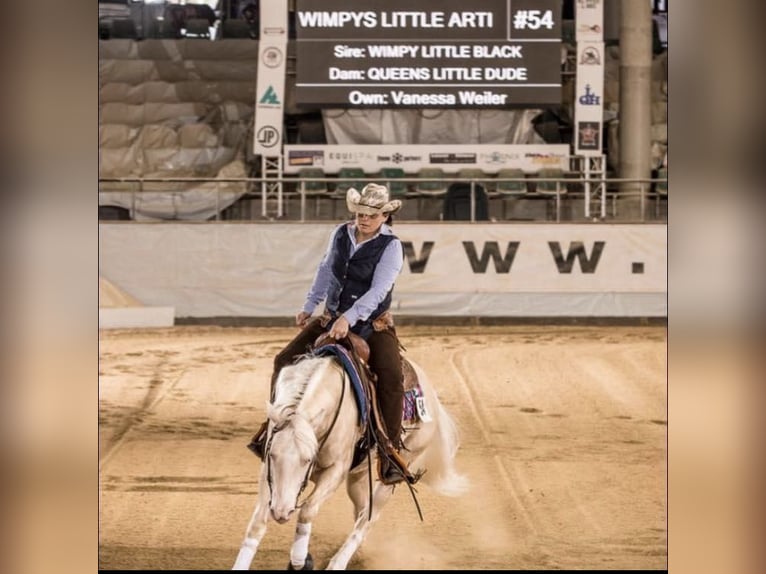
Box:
[232,537,259,570]
[290,522,312,567]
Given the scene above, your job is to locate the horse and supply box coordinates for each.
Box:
[232,349,469,570]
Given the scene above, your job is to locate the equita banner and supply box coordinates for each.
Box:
[253,0,288,156]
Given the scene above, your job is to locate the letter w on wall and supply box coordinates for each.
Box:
[402,241,434,274]
[548,241,605,273]
[462,241,520,273]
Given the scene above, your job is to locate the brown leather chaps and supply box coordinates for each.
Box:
[270,318,404,445]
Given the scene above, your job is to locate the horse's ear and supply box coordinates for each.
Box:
[267,403,295,425]
[266,402,277,421]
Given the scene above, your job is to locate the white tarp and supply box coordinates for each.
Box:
[99,223,667,317]
[98,159,249,221]
[99,40,258,219]
[322,108,546,146]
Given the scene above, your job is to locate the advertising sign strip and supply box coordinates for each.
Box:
[575,0,604,42]
[253,0,288,155]
[295,0,562,107]
[574,40,604,155]
[573,1,603,155]
[283,144,570,174]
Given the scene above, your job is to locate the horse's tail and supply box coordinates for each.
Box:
[419,397,470,497]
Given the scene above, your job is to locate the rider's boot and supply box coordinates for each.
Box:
[377,395,415,485]
[378,444,412,485]
[246,420,269,460]
[246,368,281,460]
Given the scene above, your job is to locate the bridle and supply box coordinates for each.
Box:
[266,369,347,511]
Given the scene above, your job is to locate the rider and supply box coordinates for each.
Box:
[247,183,409,485]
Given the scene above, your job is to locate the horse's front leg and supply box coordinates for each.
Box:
[288,464,348,570]
[233,465,271,570]
[325,481,394,570]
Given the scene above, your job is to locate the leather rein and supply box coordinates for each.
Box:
[265,368,347,511]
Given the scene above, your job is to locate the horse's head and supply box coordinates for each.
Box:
[265,405,318,524]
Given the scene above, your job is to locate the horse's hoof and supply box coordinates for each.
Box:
[287,552,314,570]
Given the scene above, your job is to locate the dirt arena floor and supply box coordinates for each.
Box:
[98,324,667,570]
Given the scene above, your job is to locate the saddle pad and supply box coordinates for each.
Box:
[403,384,427,423]
[313,344,368,425]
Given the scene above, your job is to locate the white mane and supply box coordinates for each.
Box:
[267,355,323,425]
[266,356,330,463]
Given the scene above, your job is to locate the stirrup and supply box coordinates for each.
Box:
[380,464,407,485]
[378,449,420,486]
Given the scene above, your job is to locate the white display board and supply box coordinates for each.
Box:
[99,223,667,318]
[294,0,562,107]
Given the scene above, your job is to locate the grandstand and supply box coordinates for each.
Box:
[99,1,668,224]
[99,0,667,323]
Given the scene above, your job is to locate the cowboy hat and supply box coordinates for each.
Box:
[346,183,402,216]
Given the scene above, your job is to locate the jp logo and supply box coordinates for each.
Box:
[257,126,280,148]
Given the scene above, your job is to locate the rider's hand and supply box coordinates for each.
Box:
[296,311,311,327]
[329,316,350,339]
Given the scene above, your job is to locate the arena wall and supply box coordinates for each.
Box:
[99,222,666,318]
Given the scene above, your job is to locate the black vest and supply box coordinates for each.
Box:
[329,225,398,335]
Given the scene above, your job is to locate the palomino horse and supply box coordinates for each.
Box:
[232,350,468,570]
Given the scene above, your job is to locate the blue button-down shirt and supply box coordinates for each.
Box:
[303,222,403,327]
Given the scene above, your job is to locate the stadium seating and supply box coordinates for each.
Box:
[494,168,528,196]
[334,167,366,194]
[442,182,489,221]
[457,167,487,182]
[297,167,328,195]
[533,168,566,195]
[493,168,532,220]
[378,167,408,197]
[414,167,449,196]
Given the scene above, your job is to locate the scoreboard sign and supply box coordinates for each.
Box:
[295,0,561,107]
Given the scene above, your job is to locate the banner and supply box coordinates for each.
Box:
[252,0,288,156]
[574,0,604,156]
[99,223,667,318]
[574,40,604,156]
[283,144,570,173]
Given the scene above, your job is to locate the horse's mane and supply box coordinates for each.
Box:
[266,355,329,457]
[267,354,329,426]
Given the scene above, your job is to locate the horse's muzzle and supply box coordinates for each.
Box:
[270,506,294,524]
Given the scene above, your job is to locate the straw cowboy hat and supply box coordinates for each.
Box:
[346,183,402,216]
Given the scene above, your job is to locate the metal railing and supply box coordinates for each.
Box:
[98,176,668,223]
